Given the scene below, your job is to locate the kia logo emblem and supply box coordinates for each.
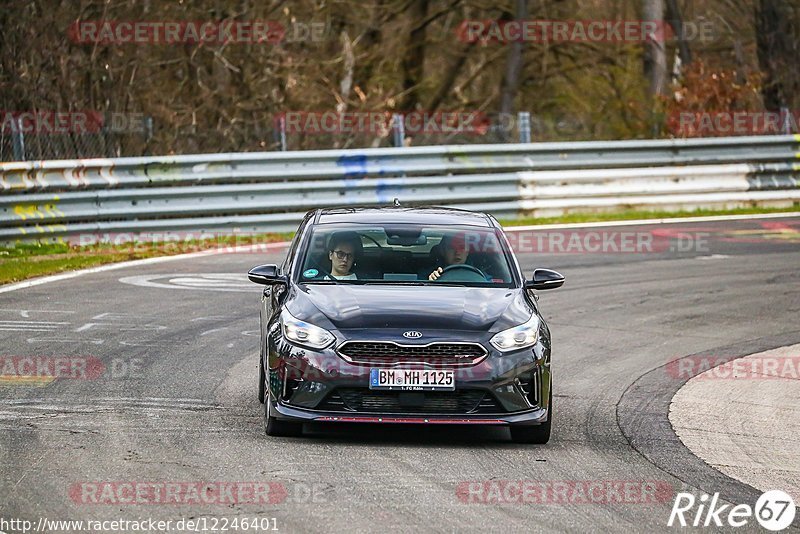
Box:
[403,331,423,339]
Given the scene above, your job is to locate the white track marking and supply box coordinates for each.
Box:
[73,322,166,332]
[26,337,104,345]
[0,321,66,332]
[118,340,167,347]
[92,312,131,320]
[0,320,68,325]
[0,309,75,318]
[200,327,229,336]
[118,273,252,292]
[696,254,731,260]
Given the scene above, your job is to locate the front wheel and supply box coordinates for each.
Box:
[510,388,552,444]
[258,359,266,404]
[264,387,303,437]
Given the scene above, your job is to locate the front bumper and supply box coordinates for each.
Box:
[271,400,549,425]
[265,325,551,426]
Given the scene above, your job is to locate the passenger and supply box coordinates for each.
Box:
[324,232,362,280]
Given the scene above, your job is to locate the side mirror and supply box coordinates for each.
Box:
[525,268,565,291]
[248,264,286,285]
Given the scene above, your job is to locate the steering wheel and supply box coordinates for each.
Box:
[436,264,487,282]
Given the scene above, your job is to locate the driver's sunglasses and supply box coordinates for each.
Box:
[332,250,354,261]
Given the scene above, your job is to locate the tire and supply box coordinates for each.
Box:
[264,387,303,437]
[258,359,266,404]
[510,388,552,444]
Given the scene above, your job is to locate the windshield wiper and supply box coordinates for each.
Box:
[361,280,426,286]
[302,279,372,285]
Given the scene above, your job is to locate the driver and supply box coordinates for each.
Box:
[324,231,362,280]
[427,233,469,281]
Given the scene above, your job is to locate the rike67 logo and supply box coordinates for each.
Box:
[668,490,796,531]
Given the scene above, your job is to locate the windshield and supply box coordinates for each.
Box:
[296,224,515,287]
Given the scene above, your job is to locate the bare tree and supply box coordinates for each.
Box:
[756,0,799,110]
[643,0,667,98]
[497,0,527,141]
[399,0,431,110]
[665,0,691,70]
[5,0,798,159]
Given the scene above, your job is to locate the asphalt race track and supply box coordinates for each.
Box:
[1,216,799,533]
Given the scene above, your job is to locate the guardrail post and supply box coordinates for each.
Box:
[392,113,405,147]
[276,115,287,151]
[144,116,154,144]
[518,112,531,143]
[11,117,25,161]
[780,107,791,135]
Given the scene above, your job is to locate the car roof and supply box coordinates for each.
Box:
[313,206,495,227]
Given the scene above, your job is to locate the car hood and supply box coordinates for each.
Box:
[287,284,534,333]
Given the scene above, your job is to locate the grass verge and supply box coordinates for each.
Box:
[0,233,293,285]
[2,205,798,285]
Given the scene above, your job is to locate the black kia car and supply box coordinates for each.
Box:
[248,206,564,443]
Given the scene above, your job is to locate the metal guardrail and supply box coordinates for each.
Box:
[1,135,799,241]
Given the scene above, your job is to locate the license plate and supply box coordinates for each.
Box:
[370,369,455,391]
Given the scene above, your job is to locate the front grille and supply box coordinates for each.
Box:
[316,388,507,414]
[317,391,347,411]
[337,341,487,367]
[475,394,505,413]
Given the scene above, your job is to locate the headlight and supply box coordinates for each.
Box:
[281,310,335,349]
[490,314,540,352]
